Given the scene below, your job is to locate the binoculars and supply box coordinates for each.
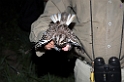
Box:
[94,57,121,82]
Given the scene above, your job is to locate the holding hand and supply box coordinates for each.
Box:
[44,40,71,51]
[44,40,55,50]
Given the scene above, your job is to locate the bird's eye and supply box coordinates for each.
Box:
[60,42,66,48]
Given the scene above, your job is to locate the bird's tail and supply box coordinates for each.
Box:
[50,12,75,26]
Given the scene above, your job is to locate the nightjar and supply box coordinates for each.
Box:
[35,12,80,51]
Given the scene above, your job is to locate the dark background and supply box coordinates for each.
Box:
[0,0,76,82]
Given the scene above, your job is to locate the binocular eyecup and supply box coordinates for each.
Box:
[94,57,121,82]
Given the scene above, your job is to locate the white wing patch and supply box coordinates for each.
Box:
[35,39,51,49]
[50,12,75,26]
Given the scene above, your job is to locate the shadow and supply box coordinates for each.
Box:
[68,23,76,30]
[31,48,77,78]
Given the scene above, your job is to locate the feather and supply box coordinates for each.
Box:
[66,14,75,26]
[58,13,61,22]
[50,15,56,23]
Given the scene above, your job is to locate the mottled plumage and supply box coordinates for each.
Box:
[35,12,79,51]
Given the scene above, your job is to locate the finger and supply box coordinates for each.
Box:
[62,44,70,51]
[44,41,55,50]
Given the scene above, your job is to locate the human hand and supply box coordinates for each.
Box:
[44,41,71,51]
[62,44,71,51]
[44,40,55,50]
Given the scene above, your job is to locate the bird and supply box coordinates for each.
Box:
[35,12,80,51]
